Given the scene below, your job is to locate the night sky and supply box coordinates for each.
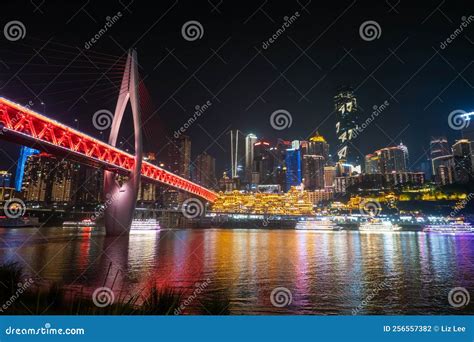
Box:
[0,0,473,176]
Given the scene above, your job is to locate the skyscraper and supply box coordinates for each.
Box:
[15,146,39,192]
[334,86,360,165]
[245,133,257,184]
[302,155,325,190]
[430,137,454,184]
[307,133,329,161]
[365,153,380,174]
[452,139,472,183]
[373,143,409,174]
[285,148,301,191]
[253,139,273,185]
[194,152,216,189]
[168,135,191,179]
[22,153,76,203]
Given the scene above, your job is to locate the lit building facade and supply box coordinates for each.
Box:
[334,86,360,165]
[302,155,325,190]
[285,148,301,191]
[245,133,257,183]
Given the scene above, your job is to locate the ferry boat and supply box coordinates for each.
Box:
[63,219,96,228]
[423,222,473,234]
[296,219,342,231]
[130,218,160,230]
[359,220,402,232]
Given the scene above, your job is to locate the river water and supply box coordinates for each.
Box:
[0,227,473,314]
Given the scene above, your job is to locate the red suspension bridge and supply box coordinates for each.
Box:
[0,50,217,235]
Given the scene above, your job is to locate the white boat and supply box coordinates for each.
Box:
[359,220,402,232]
[423,222,473,234]
[296,219,341,231]
[63,219,96,228]
[130,218,160,230]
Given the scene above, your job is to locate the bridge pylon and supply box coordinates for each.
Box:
[103,49,143,236]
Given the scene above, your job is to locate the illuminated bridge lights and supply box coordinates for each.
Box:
[0,97,217,203]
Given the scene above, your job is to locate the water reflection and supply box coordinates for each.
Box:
[0,227,473,314]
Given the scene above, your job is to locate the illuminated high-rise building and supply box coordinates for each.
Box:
[302,155,325,190]
[307,133,329,161]
[0,171,11,188]
[452,139,472,183]
[323,166,336,188]
[285,148,301,191]
[365,153,380,174]
[22,153,75,203]
[168,135,191,179]
[15,146,39,191]
[334,86,360,164]
[245,133,257,183]
[253,139,273,185]
[373,143,409,174]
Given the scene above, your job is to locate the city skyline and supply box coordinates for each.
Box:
[0,1,472,176]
